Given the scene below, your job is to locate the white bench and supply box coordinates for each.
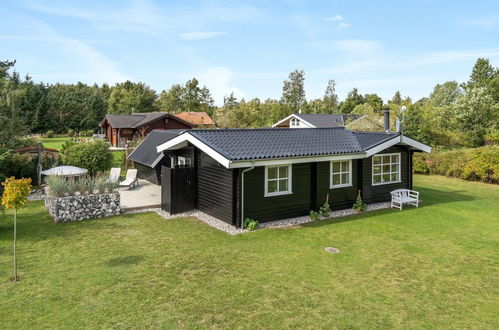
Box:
[390,189,419,210]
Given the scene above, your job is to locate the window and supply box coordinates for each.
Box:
[330,160,352,188]
[265,165,292,196]
[176,156,191,167]
[290,117,300,127]
[372,153,400,185]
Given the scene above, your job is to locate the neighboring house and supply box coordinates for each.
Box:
[173,111,214,127]
[128,130,184,184]
[99,112,195,147]
[150,125,430,227]
[273,113,362,128]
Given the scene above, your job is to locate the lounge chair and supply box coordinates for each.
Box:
[390,189,419,210]
[119,169,138,189]
[108,168,121,183]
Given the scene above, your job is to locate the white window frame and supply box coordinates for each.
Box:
[330,160,352,189]
[264,165,292,197]
[372,153,401,186]
[290,117,300,127]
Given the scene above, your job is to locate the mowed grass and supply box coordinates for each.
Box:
[39,137,71,150]
[0,175,498,328]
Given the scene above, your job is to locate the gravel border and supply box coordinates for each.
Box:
[120,202,391,235]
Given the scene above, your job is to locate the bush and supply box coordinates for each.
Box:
[79,129,95,137]
[319,200,332,218]
[309,210,320,222]
[67,129,75,137]
[46,130,54,138]
[352,191,367,212]
[243,218,259,231]
[0,150,36,184]
[485,129,499,146]
[413,146,499,184]
[45,176,69,197]
[60,140,113,175]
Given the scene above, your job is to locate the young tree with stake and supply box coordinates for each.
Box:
[1,177,32,282]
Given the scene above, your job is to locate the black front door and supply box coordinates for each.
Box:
[161,166,195,214]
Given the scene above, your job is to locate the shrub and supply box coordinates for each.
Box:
[309,210,320,222]
[352,191,367,212]
[67,129,75,137]
[46,130,54,138]
[319,200,332,218]
[413,146,498,184]
[60,140,113,175]
[243,218,259,231]
[485,129,499,146]
[0,150,36,184]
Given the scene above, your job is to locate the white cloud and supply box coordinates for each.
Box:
[325,15,343,21]
[190,67,246,105]
[179,31,227,40]
[338,22,351,29]
[334,40,380,52]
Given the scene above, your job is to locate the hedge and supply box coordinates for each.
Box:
[413,146,499,184]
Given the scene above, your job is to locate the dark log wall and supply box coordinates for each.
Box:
[135,156,171,185]
[195,149,235,224]
[361,145,410,203]
[243,163,311,222]
[316,160,359,211]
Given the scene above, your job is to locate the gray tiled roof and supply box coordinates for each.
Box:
[128,130,184,166]
[353,131,400,149]
[188,128,372,161]
[295,114,363,127]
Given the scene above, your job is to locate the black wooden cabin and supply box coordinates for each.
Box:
[154,128,431,227]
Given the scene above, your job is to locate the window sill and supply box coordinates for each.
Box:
[264,191,293,197]
[372,180,402,186]
[329,184,353,189]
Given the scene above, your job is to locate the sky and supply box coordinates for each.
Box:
[1,0,499,105]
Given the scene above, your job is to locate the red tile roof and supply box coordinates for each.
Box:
[173,112,213,126]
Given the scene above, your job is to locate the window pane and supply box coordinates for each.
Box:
[341,161,348,171]
[279,166,288,178]
[341,173,349,184]
[332,162,340,172]
[373,165,381,174]
[383,165,390,173]
[383,155,390,163]
[391,164,399,172]
[332,174,341,185]
[383,174,390,182]
[391,155,399,163]
[391,173,398,182]
[373,175,381,183]
[278,179,288,192]
[268,180,277,193]
[373,156,381,165]
[268,167,277,179]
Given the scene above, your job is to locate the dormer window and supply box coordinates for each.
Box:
[290,117,300,127]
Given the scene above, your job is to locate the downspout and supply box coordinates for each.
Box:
[240,161,255,229]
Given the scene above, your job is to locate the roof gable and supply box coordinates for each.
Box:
[174,111,213,126]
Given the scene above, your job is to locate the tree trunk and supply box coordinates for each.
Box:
[13,208,17,282]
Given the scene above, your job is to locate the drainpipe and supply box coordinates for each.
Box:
[240,162,255,229]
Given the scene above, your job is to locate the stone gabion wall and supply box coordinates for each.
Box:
[45,192,120,223]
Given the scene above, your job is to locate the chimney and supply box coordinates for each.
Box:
[383,110,390,132]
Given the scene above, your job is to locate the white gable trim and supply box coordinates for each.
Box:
[156,133,231,168]
[401,136,432,153]
[365,135,432,157]
[272,114,316,128]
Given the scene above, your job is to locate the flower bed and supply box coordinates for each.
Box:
[45,192,120,223]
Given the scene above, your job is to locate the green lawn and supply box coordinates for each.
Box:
[39,137,72,150]
[1,175,498,328]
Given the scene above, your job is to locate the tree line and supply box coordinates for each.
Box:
[1,58,498,148]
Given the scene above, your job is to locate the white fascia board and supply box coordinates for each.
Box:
[228,153,365,168]
[401,136,432,153]
[150,154,164,168]
[272,114,316,128]
[156,133,231,168]
[365,136,402,157]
